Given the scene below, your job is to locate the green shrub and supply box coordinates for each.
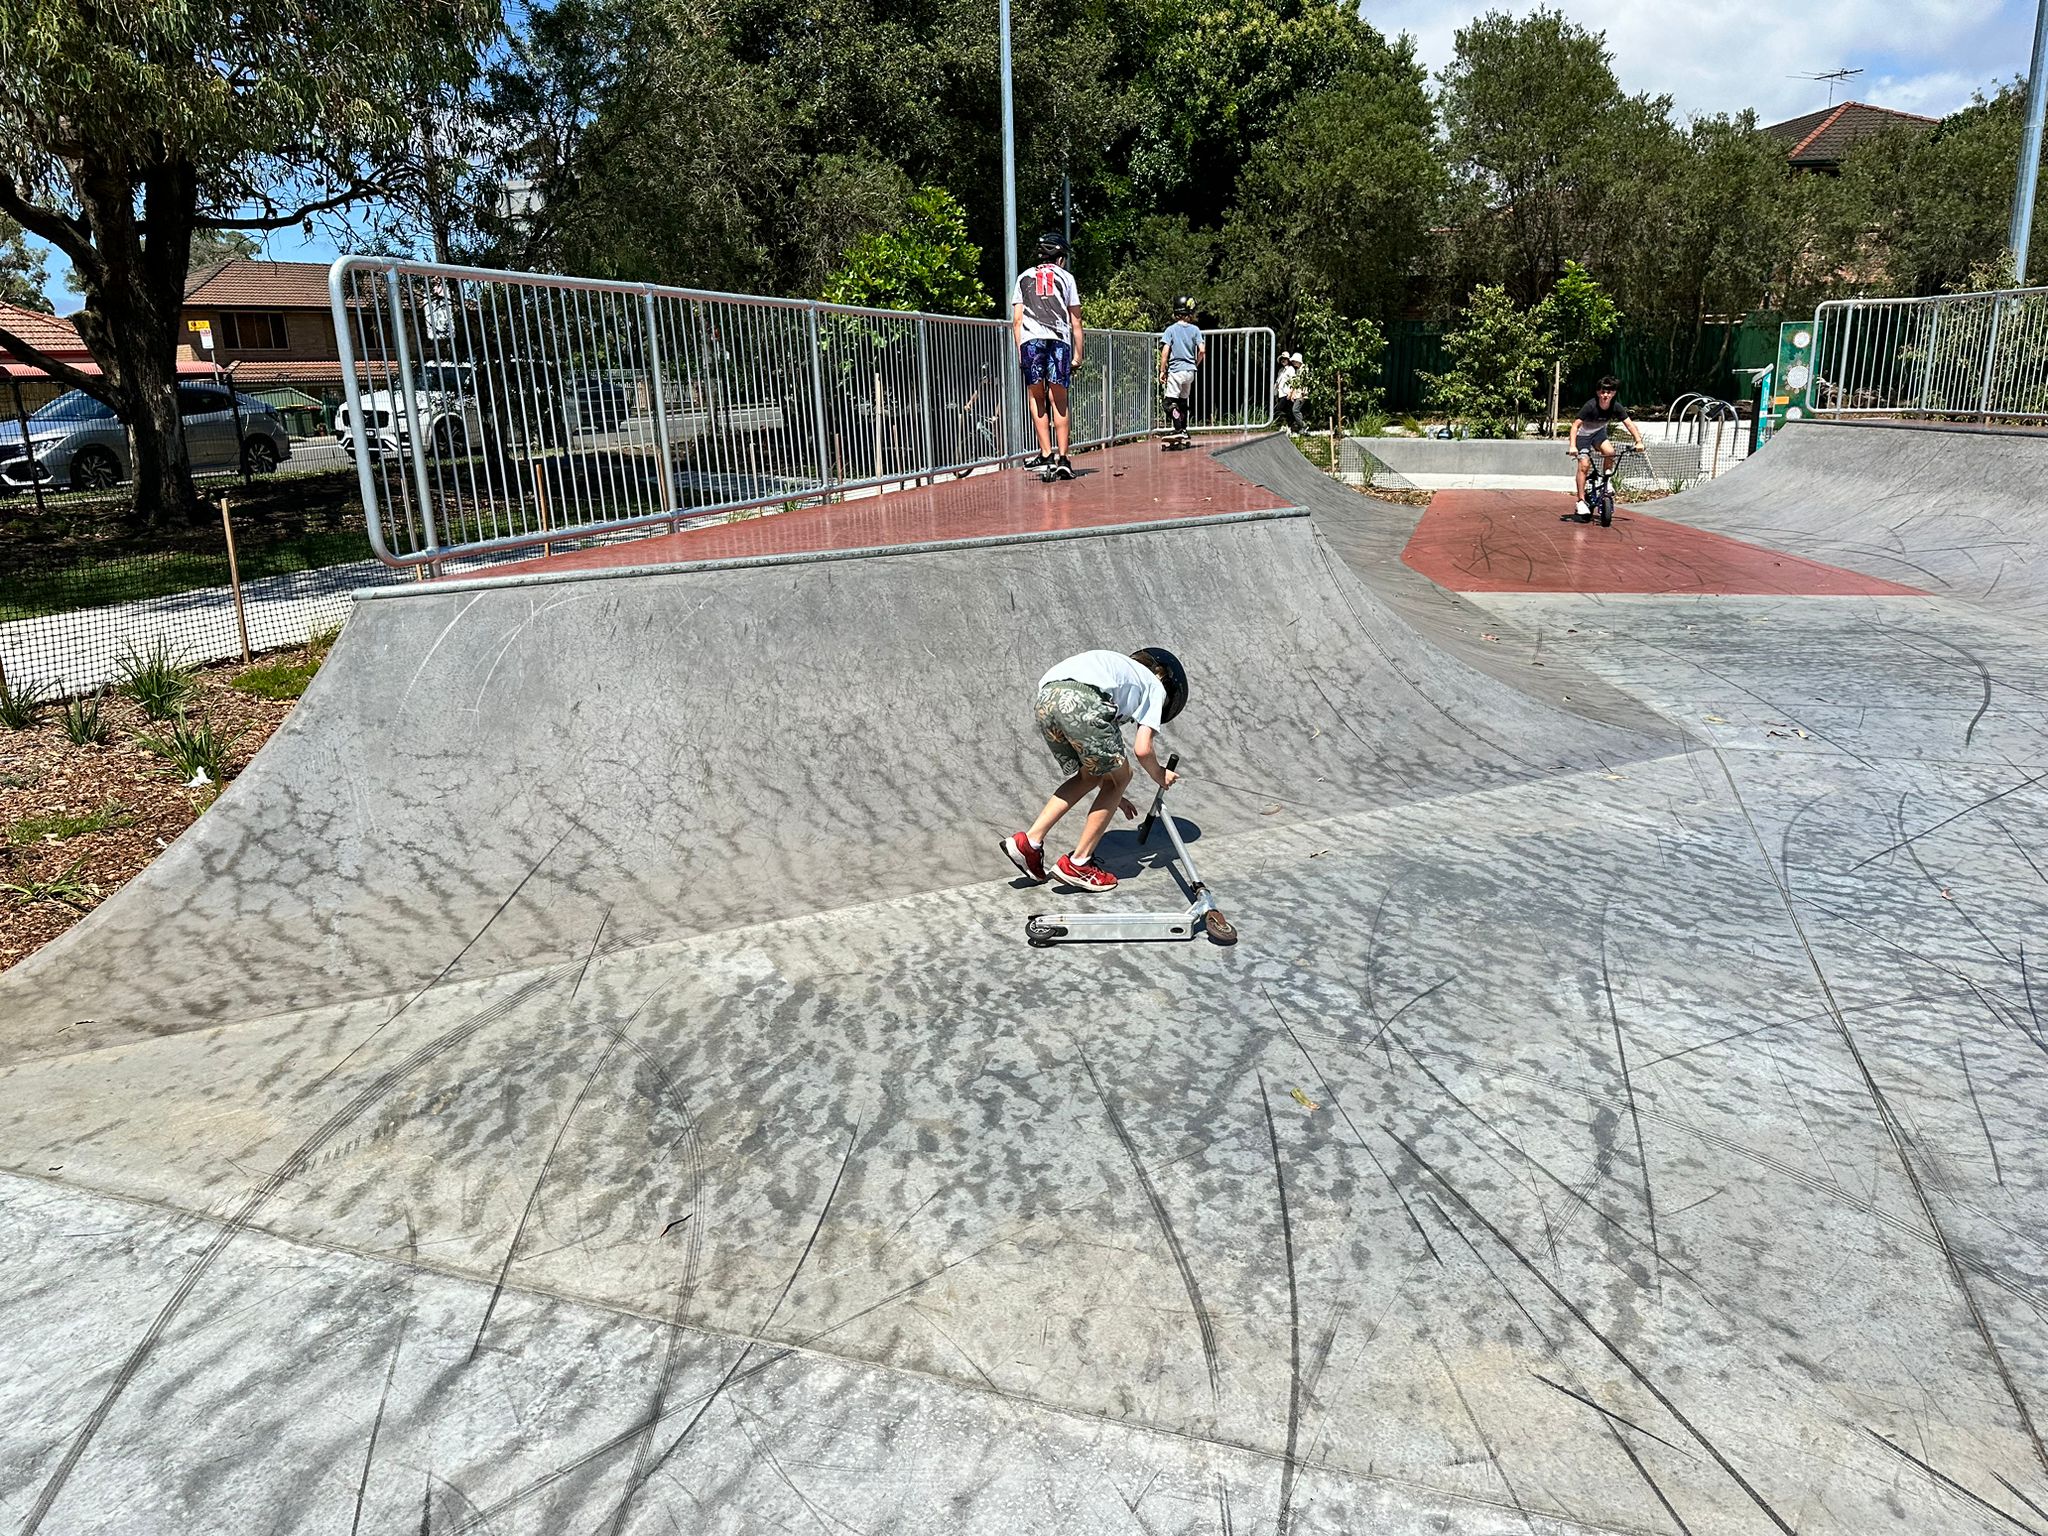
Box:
[61,690,112,745]
[116,638,198,720]
[0,676,48,730]
[137,712,244,783]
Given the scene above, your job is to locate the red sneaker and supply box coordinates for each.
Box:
[1055,854,1117,891]
[1003,832,1048,883]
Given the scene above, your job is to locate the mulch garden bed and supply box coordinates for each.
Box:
[0,655,309,972]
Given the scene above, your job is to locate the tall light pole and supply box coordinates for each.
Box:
[998,0,1022,454]
[2013,0,2048,284]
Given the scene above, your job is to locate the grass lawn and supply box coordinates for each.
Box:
[0,467,374,618]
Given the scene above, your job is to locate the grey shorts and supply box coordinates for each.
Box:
[1035,681,1128,779]
[1163,369,1197,402]
[1574,426,1612,457]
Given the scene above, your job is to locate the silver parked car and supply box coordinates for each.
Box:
[0,383,292,493]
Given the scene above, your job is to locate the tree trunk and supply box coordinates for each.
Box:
[65,161,198,525]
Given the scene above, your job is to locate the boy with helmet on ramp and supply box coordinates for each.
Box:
[1013,232,1085,481]
[1159,298,1205,447]
[1004,648,1188,891]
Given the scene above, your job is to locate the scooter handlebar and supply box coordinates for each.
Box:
[1139,753,1180,845]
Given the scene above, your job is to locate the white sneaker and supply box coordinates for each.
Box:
[1574,500,1591,519]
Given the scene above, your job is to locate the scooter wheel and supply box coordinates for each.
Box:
[1203,911,1239,946]
[1026,916,1065,948]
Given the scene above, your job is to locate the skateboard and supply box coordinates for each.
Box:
[1160,432,1192,451]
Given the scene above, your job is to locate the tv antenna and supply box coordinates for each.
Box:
[1796,67,1864,106]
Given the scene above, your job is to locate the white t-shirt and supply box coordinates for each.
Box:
[1275,362,1297,394]
[1015,263,1082,344]
[1040,651,1167,729]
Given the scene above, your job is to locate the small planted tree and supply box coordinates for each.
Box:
[1534,261,1621,430]
[1425,284,1550,437]
[1297,299,1387,431]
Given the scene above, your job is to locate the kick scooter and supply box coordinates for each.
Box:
[1024,755,1238,946]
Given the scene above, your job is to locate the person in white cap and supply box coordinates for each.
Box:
[1275,352,1306,434]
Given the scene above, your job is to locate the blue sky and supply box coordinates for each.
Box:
[28,0,2039,312]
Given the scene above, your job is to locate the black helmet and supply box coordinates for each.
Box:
[1131,647,1188,723]
[1173,295,1197,317]
[1036,231,1068,260]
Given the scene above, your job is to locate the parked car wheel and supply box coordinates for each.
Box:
[431,420,468,456]
[71,446,122,491]
[243,439,279,476]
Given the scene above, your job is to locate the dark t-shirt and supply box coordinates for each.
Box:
[1576,396,1631,426]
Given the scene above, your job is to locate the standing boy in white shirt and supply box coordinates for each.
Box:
[1013,232,1085,481]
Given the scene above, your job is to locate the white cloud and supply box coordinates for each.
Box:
[1365,0,2033,124]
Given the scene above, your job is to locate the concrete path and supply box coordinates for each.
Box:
[3,432,2045,1535]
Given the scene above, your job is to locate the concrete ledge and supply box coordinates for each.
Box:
[1341,435,1705,490]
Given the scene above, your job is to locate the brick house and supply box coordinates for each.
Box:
[180,258,350,434]
[1763,101,1937,174]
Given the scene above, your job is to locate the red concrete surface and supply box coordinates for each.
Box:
[1400,489,1924,597]
[501,437,1285,575]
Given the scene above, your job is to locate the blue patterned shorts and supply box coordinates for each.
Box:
[1019,339,1073,388]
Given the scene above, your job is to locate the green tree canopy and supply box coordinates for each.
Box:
[1218,51,1445,333]
[0,0,497,521]
[0,214,52,313]
[1832,82,2045,293]
[823,186,991,313]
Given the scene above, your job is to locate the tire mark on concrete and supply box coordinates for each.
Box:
[317,829,576,1089]
[1265,981,1440,1266]
[1960,1042,2007,1185]
[616,1118,861,1510]
[1714,744,2048,1483]
[1259,1076,1304,1536]
[351,1308,412,1536]
[1867,1429,2046,1536]
[1600,912,1660,1281]
[1080,1047,1221,1404]
[1397,1133,1796,1534]
[18,966,565,1534]
[470,1034,622,1360]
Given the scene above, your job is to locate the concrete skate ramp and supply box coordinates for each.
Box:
[1665,419,2048,621]
[8,446,2048,1536]
[1221,432,1677,734]
[0,508,1667,1058]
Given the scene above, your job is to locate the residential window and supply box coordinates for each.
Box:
[219,311,289,351]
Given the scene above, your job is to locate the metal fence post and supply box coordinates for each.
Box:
[1919,303,1942,413]
[1103,331,1113,443]
[804,303,831,492]
[643,287,678,529]
[9,379,44,517]
[1980,293,2008,419]
[384,268,442,564]
[915,316,936,480]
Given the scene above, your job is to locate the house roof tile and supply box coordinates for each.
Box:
[1763,101,1937,166]
[183,258,336,309]
[0,301,90,359]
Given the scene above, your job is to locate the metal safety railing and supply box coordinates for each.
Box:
[329,256,1273,569]
[1811,287,2048,424]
